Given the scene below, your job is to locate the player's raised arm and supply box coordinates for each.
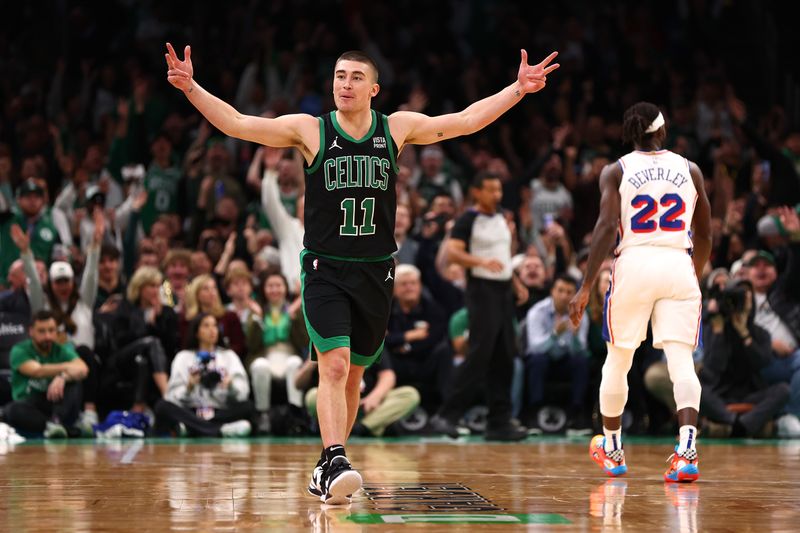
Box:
[568,163,622,327]
[389,50,559,148]
[165,43,318,156]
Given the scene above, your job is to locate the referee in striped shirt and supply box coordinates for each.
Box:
[430,172,529,441]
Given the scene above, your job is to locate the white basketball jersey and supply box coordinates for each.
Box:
[615,150,697,254]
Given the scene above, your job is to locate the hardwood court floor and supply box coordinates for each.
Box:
[0,436,798,532]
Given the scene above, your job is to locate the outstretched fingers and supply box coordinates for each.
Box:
[541,63,560,76]
[520,48,528,66]
[536,51,559,68]
[166,42,180,63]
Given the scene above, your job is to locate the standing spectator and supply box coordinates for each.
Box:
[154,313,254,438]
[0,179,60,282]
[95,243,126,310]
[430,172,529,440]
[3,226,47,318]
[525,153,573,237]
[412,145,464,208]
[141,132,182,235]
[260,150,304,292]
[3,310,88,438]
[524,274,592,434]
[513,253,550,319]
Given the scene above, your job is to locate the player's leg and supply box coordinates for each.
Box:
[344,363,366,439]
[661,340,701,482]
[299,251,358,503]
[590,343,635,476]
[651,260,703,482]
[316,346,352,448]
[315,345,363,504]
[590,254,651,476]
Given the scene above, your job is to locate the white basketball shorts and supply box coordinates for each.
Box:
[602,246,702,350]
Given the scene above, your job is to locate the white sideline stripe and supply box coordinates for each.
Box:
[120,440,144,464]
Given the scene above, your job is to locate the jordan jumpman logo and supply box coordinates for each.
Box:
[329,136,342,150]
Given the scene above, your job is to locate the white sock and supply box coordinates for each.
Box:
[677,425,697,454]
[603,427,623,453]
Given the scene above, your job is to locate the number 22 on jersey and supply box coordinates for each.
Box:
[630,193,685,233]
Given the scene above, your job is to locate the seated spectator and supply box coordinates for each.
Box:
[385,264,452,413]
[30,212,104,434]
[747,210,800,428]
[96,266,176,413]
[299,349,420,437]
[180,274,246,358]
[245,272,306,434]
[95,243,125,310]
[394,204,419,265]
[160,248,192,310]
[224,266,262,328]
[700,280,791,437]
[2,310,88,438]
[524,274,591,433]
[154,313,254,438]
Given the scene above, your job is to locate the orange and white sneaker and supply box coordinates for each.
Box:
[589,435,627,477]
[664,446,699,483]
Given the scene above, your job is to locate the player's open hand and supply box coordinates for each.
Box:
[165,43,194,92]
[568,288,589,329]
[518,50,559,94]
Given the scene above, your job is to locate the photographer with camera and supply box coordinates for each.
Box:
[154,313,254,437]
[699,279,790,437]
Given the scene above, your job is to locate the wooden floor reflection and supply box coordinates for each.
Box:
[0,437,798,531]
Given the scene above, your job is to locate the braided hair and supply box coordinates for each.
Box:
[622,102,662,147]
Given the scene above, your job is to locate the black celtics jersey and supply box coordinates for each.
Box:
[303,110,398,258]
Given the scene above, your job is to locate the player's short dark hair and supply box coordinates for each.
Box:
[471,171,500,189]
[336,50,379,82]
[553,273,578,289]
[622,102,662,147]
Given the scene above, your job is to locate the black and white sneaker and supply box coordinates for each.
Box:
[320,456,362,505]
[307,458,326,497]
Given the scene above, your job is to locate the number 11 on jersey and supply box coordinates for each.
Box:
[340,197,376,236]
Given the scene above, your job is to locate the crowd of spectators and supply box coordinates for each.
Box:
[1,0,799,439]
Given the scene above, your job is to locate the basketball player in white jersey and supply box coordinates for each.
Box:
[569,102,711,482]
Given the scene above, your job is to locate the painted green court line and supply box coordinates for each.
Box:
[344,513,571,524]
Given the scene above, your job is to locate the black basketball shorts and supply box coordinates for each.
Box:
[300,249,395,367]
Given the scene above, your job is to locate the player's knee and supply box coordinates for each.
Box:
[318,349,350,383]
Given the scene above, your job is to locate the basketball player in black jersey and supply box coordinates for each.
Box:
[166,42,559,505]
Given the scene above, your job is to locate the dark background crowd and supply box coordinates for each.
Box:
[0,0,799,440]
